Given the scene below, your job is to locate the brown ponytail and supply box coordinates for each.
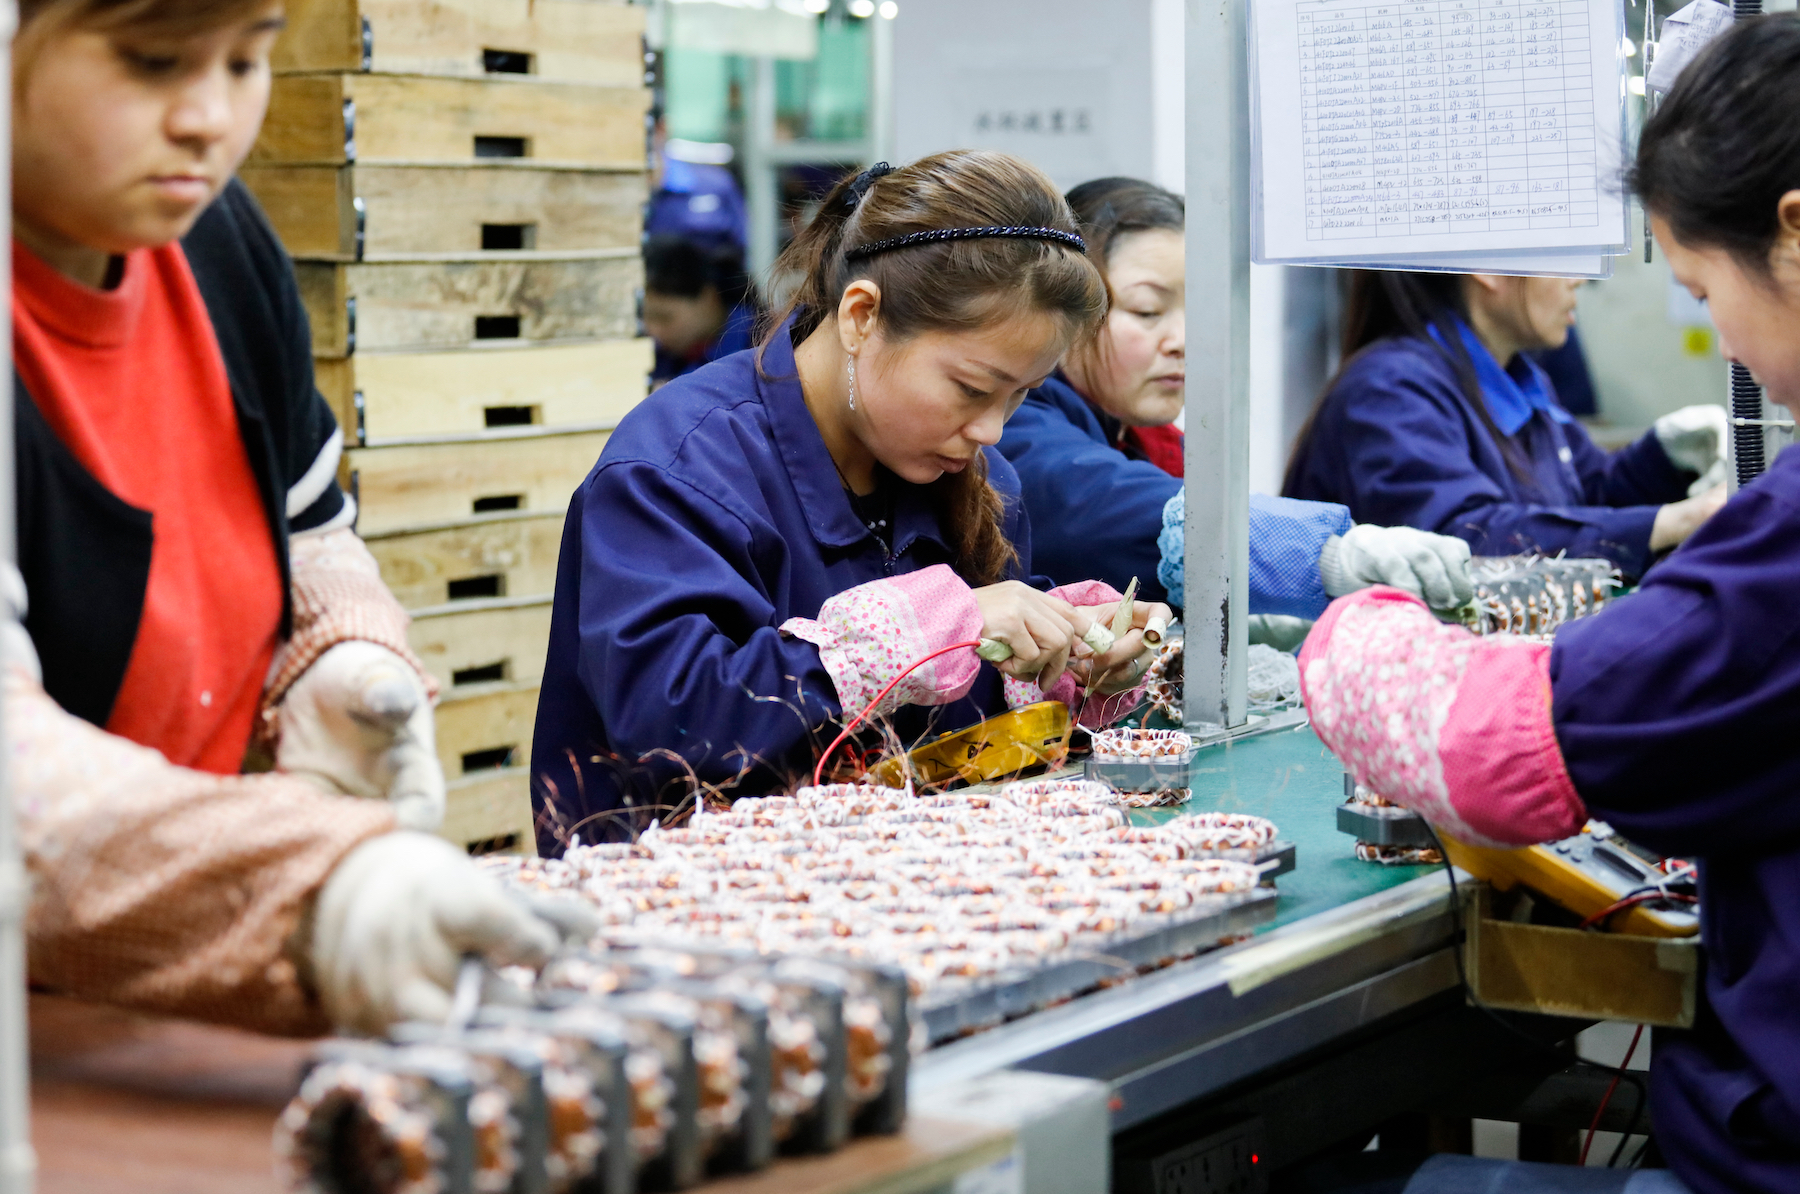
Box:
[761,150,1108,587]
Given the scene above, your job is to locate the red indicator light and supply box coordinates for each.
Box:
[1251,1155,1260,1165]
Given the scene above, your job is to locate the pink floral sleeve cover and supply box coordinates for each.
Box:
[781,564,986,718]
[781,570,1145,728]
[1297,586,1586,848]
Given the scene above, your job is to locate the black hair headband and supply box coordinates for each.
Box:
[838,161,1088,260]
[846,226,1088,260]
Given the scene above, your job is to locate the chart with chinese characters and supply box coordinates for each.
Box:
[1250,0,1628,263]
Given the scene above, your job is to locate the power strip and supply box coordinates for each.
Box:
[1119,1118,1268,1194]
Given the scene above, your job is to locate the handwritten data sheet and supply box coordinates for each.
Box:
[1251,0,1629,263]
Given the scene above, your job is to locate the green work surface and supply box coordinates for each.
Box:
[1132,722,1437,932]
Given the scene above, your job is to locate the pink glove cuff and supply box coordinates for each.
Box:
[1000,581,1147,728]
[1300,586,1586,847]
[781,564,983,719]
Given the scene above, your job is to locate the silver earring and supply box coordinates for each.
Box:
[847,358,857,411]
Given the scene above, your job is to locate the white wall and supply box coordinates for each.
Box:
[1576,206,1728,436]
[892,0,1158,189]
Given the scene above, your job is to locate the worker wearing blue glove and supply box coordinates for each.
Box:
[998,177,1475,624]
[1283,265,1728,582]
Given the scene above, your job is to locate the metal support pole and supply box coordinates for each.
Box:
[1727,0,1764,494]
[1183,0,1253,732]
[744,55,779,282]
[0,0,31,1184]
[869,8,895,165]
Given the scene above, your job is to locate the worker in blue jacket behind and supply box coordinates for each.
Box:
[532,153,1170,854]
[1283,267,1731,581]
[998,178,1476,630]
[643,234,759,387]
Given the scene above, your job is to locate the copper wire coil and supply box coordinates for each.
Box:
[275,1062,445,1194]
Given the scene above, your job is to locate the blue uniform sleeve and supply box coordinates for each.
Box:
[574,459,842,789]
[1325,366,1660,577]
[1000,399,1180,600]
[1551,471,1800,858]
[1567,422,1692,508]
[1156,490,1352,617]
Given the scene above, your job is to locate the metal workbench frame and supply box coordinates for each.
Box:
[914,872,1463,1133]
[1183,0,1254,733]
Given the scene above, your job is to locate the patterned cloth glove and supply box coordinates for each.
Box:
[1318,524,1474,611]
[276,641,445,832]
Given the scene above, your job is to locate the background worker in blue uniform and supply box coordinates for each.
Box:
[643,234,759,387]
[532,153,1171,854]
[1284,265,1732,582]
[1301,18,1800,1191]
[646,113,749,257]
[997,177,1476,632]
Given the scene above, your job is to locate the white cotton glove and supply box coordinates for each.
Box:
[0,562,40,680]
[276,641,445,832]
[1688,457,1728,499]
[310,832,573,1036]
[1247,614,1314,653]
[1318,524,1475,611]
[1654,403,1729,476]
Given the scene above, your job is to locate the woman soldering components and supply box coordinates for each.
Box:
[1284,266,1730,582]
[11,0,573,1038]
[532,153,1171,853]
[1301,17,1800,1192]
[997,177,1477,643]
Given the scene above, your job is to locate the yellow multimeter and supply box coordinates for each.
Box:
[1439,822,1699,939]
[864,701,1072,789]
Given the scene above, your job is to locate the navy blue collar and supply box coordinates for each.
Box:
[1033,371,1116,445]
[1430,319,1572,435]
[755,319,950,556]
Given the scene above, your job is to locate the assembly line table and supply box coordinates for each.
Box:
[913,719,1574,1182]
[29,721,1565,1193]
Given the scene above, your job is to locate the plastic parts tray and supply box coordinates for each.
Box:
[1335,802,1436,846]
[1259,839,1298,879]
[918,885,1279,1044]
[1083,752,1198,794]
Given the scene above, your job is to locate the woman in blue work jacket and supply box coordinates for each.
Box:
[1299,18,1800,1193]
[1283,266,1730,581]
[998,177,1477,631]
[531,152,1170,852]
[643,234,759,387]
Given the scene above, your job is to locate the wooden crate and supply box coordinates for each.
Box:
[274,0,645,87]
[434,679,540,778]
[251,73,647,167]
[347,427,606,533]
[316,338,649,441]
[239,163,645,259]
[364,511,565,609]
[407,594,553,691]
[1465,885,1700,1028]
[296,254,640,356]
[440,766,538,856]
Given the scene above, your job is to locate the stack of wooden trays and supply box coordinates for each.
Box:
[246,0,653,855]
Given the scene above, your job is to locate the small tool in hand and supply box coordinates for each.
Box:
[1087,578,1138,703]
